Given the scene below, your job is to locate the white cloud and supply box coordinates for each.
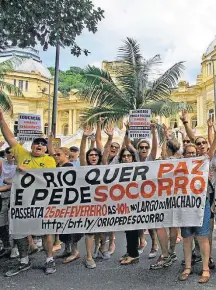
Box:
[91,0,216,83]
[40,0,216,84]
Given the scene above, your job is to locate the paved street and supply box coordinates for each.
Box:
[0,231,216,290]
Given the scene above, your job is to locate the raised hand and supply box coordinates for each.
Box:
[207,116,213,128]
[97,117,106,125]
[83,126,94,137]
[150,123,156,131]
[162,124,168,137]
[180,109,187,123]
[104,125,114,137]
[124,121,130,131]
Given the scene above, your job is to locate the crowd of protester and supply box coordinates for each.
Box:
[0,107,215,284]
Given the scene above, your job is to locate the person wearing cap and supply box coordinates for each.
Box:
[69,146,80,166]
[0,108,56,277]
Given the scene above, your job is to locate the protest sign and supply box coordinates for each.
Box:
[129,109,151,139]
[17,113,42,142]
[10,157,209,235]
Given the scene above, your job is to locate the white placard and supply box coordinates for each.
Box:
[17,113,42,141]
[129,109,151,139]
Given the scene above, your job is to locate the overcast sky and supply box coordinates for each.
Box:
[39,0,216,84]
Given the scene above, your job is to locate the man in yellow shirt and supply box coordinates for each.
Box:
[0,108,56,276]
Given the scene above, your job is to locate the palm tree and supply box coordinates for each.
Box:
[79,37,192,124]
[0,58,23,113]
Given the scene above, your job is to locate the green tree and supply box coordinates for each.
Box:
[79,38,192,124]
[0,0,104,56]
[0,59,23,112]
[48,66,85,95]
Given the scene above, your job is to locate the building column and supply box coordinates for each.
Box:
[68,110,72,135]
[57,111,61,135]
[36,102,44,132]
[73,109,77,134]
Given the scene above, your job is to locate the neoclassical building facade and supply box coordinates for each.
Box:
[0,47,90,147]
[1,37,216,147]
[103,36,216,137]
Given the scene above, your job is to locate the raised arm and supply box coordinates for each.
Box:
[95,118,105,152]
[150,123,158,160]
[161,124,169,159]
[180,109,195,142]
[80,126,94,166]
[124,121,136,152]
[0,108,17,148]
[90,134,96,149]
[207,117,214,146]
[102,126,114,165]
[208,124,216,159]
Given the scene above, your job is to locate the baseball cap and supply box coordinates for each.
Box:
[70,146,79,152]
[32,137,48,146]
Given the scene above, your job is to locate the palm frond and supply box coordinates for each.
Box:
[143,100,192,117]
[0,80,23,97]
[145,62,185,102]
[118,37,142,67]
[78,65,132,108]
[0,91,13,113]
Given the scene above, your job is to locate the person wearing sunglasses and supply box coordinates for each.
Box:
[116,147,140,265]
[0,147,17,258]
[182,137,191,148]
[151,136,181,270]
[53,147,83,264]
[179,144,213,284]
[124,122,159,259]
[80,126,111,269]
[0,108,56,277]
[180,109,216,283]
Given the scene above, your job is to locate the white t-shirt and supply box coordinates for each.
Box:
[134,152,153,162]
[0,158,16,187]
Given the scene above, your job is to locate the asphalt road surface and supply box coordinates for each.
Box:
[1,231,216,290]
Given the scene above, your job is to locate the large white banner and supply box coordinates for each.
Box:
[10,157,209,235]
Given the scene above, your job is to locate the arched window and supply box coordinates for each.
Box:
[44,123,48,135]
[208,109,214,121]
[62,124,69,136]
[191,116,197,129]
[170,118,178,129]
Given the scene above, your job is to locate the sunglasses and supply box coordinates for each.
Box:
[195,141,207,146]
[139,145,150,150]
[183,140,190,144]
[33,141,47,146]
[89,153,98,157]
[54,153,62,157]
[122,154,132,158]
[111,145,120,149]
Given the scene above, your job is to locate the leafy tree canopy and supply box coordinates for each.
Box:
[48,66,85,95]
[0,0,104,56]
